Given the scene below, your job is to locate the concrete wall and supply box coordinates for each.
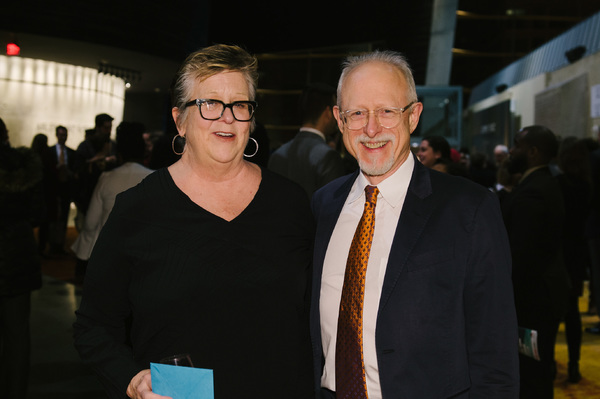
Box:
[466,50,600,146]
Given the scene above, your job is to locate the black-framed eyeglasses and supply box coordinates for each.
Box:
[340,101,416,130]
[184,99,257,122]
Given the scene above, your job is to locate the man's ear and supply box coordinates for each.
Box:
[408,102,423,134]
[333,105,344,133]
[319,106,333,125]
[528,145,539,159]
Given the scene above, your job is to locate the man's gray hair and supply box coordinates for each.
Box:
[337,50,418,107]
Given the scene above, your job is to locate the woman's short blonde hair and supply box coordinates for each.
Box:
[171,44,258,127]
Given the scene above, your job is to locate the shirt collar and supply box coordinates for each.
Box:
[299,127,326,141]
[348,152,415,208]
[519,164,546,183]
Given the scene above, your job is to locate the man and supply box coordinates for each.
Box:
[74,113,117,228]
[310,51,519,399]
[41,126,77,255]
[71,121,153,284]
[76,113,115,162]
[269,83,345,198]
[494,144,509,167]
[502,125,569,398]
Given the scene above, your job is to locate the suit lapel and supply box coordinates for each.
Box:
[379,158,435,310]
[311,172,357,364]
[314,160,438,311]
[51,145,59,164]
[313,172,358,273]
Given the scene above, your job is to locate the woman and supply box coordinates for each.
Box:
[417,135,451,168]
[73,45,314,399]
[30,133,48,157]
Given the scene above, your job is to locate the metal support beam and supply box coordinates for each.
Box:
[426,0,459,85]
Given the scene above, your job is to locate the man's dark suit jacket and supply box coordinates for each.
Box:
[310,156,519,398]
[47,143,77,175]
[502,166,569,328]
[43,144,77,209]
[268,130,344,198]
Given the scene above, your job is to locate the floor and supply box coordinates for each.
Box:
[28,275,105,399]
[554,297,600,399]
[26,228,600,398]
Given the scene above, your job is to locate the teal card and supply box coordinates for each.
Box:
[150,363,214,399]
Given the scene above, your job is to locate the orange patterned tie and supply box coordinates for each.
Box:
[336,185,379,399]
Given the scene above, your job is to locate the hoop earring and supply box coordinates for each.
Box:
[172,134,185,156]
[244,137,259,158]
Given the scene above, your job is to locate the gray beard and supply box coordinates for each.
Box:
[358,154,395,177]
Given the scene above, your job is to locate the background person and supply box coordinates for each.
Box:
[0,117,44,399]
[73,44,314,399]
[416,135,451,168]
[502,125,570,398]
[555,137,592,383]
[30,133,48,156]
[585,136,600,333]
[43,126,77,255]
[70,121,153,285]
[74,113,117,230]
[268,82,345,198]
[494,144,509,167]
[30,133,50,255]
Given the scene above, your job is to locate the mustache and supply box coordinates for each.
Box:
[354,132,396,144]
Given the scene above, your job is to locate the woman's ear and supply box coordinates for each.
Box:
[172,107,184,135]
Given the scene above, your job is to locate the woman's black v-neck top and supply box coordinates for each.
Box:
[74,167,315,398]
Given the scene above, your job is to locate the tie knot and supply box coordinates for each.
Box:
[364,185,379,205]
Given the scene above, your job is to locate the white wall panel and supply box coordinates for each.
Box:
[0,55,124,148]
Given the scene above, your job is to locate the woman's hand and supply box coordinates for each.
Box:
[126,369,172,399]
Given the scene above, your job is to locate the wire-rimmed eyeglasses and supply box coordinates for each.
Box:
[340,101,415,130]
[185,99,257,122]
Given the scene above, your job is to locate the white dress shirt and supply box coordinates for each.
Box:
[320,154,414,399]
[299,126,326,141]
[55,144,68,164]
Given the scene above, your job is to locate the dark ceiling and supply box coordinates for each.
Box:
[3,0,410,60]
[1,0,598,102]
[453,0,599,95]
